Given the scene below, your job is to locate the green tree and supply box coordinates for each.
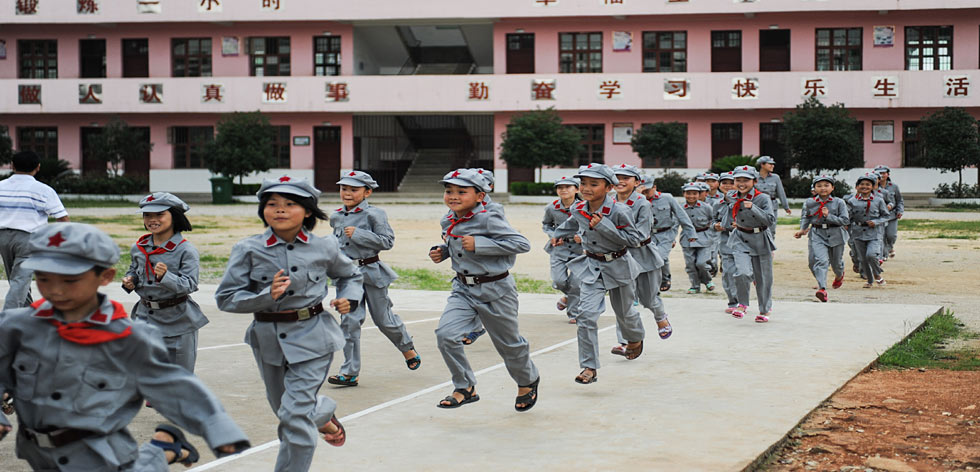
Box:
[631,122,687,168]
[781,97,862,173]
[85,117,153,176]
[205,111,276,184]
[499,108,582,180]
[918,107,980,187]
[710,155,757,174]
[0,127,14,167]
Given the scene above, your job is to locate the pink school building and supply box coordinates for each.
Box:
[2,0,979,194]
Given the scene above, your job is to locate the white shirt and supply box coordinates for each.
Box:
[0,174,68,232]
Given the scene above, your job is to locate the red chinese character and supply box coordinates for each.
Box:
[261,0,280,9]
[200,0,220,10]
[873,78,896,97]
[945,76,970,97]
[468,82,489,100]
[18,85,41,105]
[140,84,162,103]
[604,0,623,3]
[80,85,101,104]
[803,79,825,98]
[16,0,39,14]
[327,82,349,101]
[77,0,98,13]
[535,0,556,5]
[532,81,555,100]
[666,80,688,98]
[264,83,286,101]
[734,79,758,98]
[598,80,621,99]
[203,84,223,102]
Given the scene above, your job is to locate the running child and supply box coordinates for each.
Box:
[646,176,696,291]
[726,165,777,322]
[794,175,849,302]
[680,183,715,294]
[755,156,791,235]
[712,172,739,312]
[846,173,890,288]
[874,165,903,259]
[542,176,584,324]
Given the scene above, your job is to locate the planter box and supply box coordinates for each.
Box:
[928,198,980,206]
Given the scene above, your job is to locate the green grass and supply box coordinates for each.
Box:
[898,219,980,239]
[877,310,979,370]
[777,216,801,226]
[62,199,136,208]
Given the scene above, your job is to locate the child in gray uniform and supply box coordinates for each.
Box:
[552,164,646,385]
[755,156,791,235]
[681,183,716,294]
[874,165,903,259]
[725,166,777,322]
[122,192,208,373]
[216,176,360,472]
[0,223,250,471]
[328,171,420,387]
[429,169,540,412]
[846,173,890,288]
[712,172,739,312]
[646,177,696,291]
[542,176,584,323]
[794,175,849,302]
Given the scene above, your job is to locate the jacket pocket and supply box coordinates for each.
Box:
[12,352,40,400]
[74,368,129,416]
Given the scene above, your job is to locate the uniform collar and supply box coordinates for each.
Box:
[579,195,614,215]
[855,193,874,201]
[553,197,579,211]
[619,191,643,207]
[684,201,701,208]
[31,294,117,325]
[137,232,185,251]
[814,195,833,202]
[264,227,311,247]
[336,199,369,214]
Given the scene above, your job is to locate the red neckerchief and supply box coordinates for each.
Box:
[809,196,833,218]
[646,191,662,203]
[32,299,132,345]
[732,189,762,219]
[445,209,485,238]
[577,200,623,228]
[136,234,186,282]
[855,193,873,215]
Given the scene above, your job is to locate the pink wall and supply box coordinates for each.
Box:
[0,21,353,79]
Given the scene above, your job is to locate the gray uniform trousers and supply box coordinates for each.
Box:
[164,331,198,373]
[17,430,170,472]
[0,229,33,309]
[339,284,414,376]
[580,280,644,369]
[682,247,712,289]
[809,239,845,290]
[551,254,581,316]
[884,219,898,255]
[653,237,675,283]
[615,269,665,345]
[720,252,737,307]
[853,239,883,281]
[733,251,774,314]
[434,278,538,389]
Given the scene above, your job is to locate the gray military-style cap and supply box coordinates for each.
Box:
[855,172,878,185]
[470,168,495,189]
[336,170,380,189]
[553,176,581,187]
[732,165,758,180]
[22,223,121,275]
[703,173,720,181]
[574,163,619,185]
[812,175,835,186]
[694,172,707,182]
[719,171,735,182]
[681,183,701,192]
[611,163,642,180]
[696,182,710,191]
[256,175,323,200]
[873,164,891,173]
[138,192,190,213]
[756,156,776,165]
[440,169,490,193]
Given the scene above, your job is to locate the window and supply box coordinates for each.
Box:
[566,124,604,166]
[172,38,212,77]
[642,31,687,72]
[272,126,291,168]
[711,123,742,160]
[639,123,687,168]
[79,39,106,78]
[313,36,341,76]
[902,121,925,167]
[711,31,741,72]
[249,37,291,77]
[18,40,57,79]
[905,26,953,70]
[172,126,213,168]
[559,32,602,73]
[17,127,58,159]
[815,28,862,71]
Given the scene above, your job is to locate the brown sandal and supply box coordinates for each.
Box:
[624,340,643,360]
[574,368,597,384]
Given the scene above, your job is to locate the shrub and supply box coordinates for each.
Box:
[233,183,262,196]
[52,175,149,194]
[500,108,582,170]
[35,158,74,186]
[934,182,980,198]
[649,170,688,195]
[509,181,554,195]
[784,174,853,198]
[632,122,687,167]
[710,155,758,174]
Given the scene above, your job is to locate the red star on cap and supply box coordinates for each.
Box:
[349,171,357,176]
[279,176,291,182]
[620,164,627,168]
[146,195,155,202]
[587,164,593,168]
[451,171,460,178]
[48,232,66,247]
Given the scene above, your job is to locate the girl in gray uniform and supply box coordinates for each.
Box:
[552,164,646,385]
[794,176,849,302]
[874,165,903,259]
[681,183,716,294]
[0,223,250,471]
[755,156,791,235]
[712,172,739,312]
[704,174,724,276]
[327,171,420,387]
[646,178,696,291]
[542,176,584,323]
[216,176,360,472]
[122,192,207,373]
[726,166,777,322]
[846,173,890,288]
[429,169,540,412]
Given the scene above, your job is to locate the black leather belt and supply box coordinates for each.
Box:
[813,223,841,229]
[736,225,766,234]
[637,237,652,246]
[457,271,509,285]
[653,227,673,234]
[140,295,188,309]
[358,255,380,266]
[254,303,325,322]
[586,248,628,262]
[695,226,711,232]
[23,427,96,449]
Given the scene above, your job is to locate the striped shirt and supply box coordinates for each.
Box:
[0,174,68,232]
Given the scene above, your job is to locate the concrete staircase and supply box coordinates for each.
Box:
[397,150,456,193]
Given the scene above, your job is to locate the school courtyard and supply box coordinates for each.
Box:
[1,201,978,471]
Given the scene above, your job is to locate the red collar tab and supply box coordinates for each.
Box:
[164,241,177,251]
[626,199,634,206]
[601,206,611,215]
[575,201,587,210]
[265,234,279,247]
[296,230,309,242]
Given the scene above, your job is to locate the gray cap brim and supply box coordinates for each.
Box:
[139,204,172,213]
[260,184,314,198]
[574,170,618,184]
[22,252,100,275]
[440,177,486,191]
[336,177,369,188]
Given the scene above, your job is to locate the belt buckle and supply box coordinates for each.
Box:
[297,308,311,320]
[149,301,161,309]
[463,275,476,285]
[753,227,762,233]
[603,253,614,262]
[27,430,55,449]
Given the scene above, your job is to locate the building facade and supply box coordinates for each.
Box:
[1,0,978,193]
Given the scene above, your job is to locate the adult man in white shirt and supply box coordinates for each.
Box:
[0,151,70,308]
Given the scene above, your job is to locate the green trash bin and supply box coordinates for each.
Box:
[210,176,233,204]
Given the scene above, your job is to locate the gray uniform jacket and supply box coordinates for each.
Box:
[124,233,208,337]
[647,192,696,241]
[713,198,736,255]
[436,207,531,299]
[756,173,790,211]
[0,295,248,464]
[329,200,398,289]
[725,189,777,255]
[215,228,364,365]
[619,191,664,271]
[681,202,714,248]
[553,196,645,290]
[846,195,890,241]
[799,196,850,247]
[541,198,583,258]
[880,181,904,220]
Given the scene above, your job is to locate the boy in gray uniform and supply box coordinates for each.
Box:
[726,166,777,322]
[846,173,891,287]
[874,165,903,259]
[680,183,716,294]
[553,164,646,385]
[0,223,250,471]
[704,174,724,276]
[712,172,739,312]
[646,177,696,291]
[755,156,791,235]
[429,169,540,412]
[542,176,584,323]
[328,171,419,387]
[794,175,849,302]
[216,176,359,472]
[122,192,208,373]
